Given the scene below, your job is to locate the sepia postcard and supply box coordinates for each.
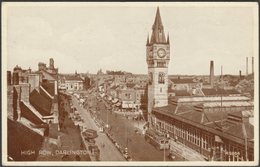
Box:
[1,2,259,166]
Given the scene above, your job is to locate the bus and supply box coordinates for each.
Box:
[145,129,170,150]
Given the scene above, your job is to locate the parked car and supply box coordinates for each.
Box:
[82,129,98,139]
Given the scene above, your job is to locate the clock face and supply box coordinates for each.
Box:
[157,48,166,58]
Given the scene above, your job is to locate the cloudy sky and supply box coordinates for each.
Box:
[4,2,258,75]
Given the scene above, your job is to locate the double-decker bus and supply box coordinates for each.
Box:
[145,129,170,150]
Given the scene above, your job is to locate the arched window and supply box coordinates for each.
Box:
[158,72,165,84]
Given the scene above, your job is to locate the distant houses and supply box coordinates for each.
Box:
[59,75,84,91]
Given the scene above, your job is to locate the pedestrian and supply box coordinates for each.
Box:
[75,155,81,161]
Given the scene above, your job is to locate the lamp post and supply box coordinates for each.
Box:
[106,108,108,127]
[163,138,166,161]
[125,120,128,156]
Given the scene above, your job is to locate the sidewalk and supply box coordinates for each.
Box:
[72,97,125,161]
[169,140,206,161]
[113,110,141,116]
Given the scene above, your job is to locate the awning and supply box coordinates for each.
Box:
[138,109,143,114]
[215,135,223,143]
[112,98,119,103]
[80,99,85,103]
[122,103,136,108]
[75,110,79,114]
[115,102,121,107]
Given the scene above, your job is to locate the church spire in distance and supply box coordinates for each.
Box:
[150,6,166,44]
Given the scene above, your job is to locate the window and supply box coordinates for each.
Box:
[160,88,162,92]
[158,72,165,84]
[187,128,190,141]
[157,61,166,67]
[196,130,200,146]
[202,134,209,150]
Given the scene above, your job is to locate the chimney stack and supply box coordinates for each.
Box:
[210,60,214,88]
[252,57,254,74]
[7,71,12,85]
[239,70,242,79]
[246,57,248,75]
[13,72,19,85]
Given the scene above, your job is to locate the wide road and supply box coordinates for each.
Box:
[72,96,125,161]
[88,93,172,161]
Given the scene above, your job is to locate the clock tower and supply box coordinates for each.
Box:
[146,7,170,122]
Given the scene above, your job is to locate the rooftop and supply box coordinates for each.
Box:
[29,89,53,116]
[171,78,198,84]
[171,96,250,103]
[153,106,254,146]
[202,88,240,96]
[202,101,253,108]
[168,89,191,96]
[65,75,83,81]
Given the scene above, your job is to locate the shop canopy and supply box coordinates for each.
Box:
[100,93,105,97]
[112,98,119,103]
[115,102,121,107]
[80,98,85,103]
[122,103,136,108]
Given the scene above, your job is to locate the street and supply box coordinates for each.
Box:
[86,92,172,161]
[71,96,125,161]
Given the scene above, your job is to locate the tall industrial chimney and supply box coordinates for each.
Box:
[210,60,214,88]
[246,57,248,75]
[252,57,254,74]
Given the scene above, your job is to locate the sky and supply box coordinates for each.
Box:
[4,2,258,75]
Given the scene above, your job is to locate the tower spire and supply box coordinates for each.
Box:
[150,7,166,44]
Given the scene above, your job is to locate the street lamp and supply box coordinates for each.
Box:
[106,108,108,127]
[163,138,166,161]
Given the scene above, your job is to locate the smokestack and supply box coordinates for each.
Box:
[246,57,248,75]
[239,70,242,79]
[13,72,19,85]
[210,60,214,88]
[252,57,254,74]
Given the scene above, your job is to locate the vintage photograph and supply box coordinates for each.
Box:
[2,2,258,166]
